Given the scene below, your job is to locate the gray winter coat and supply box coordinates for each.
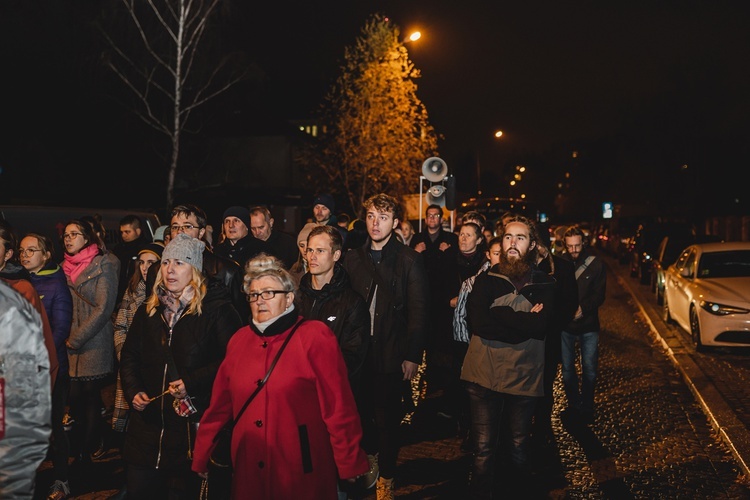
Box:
[0,280,51,499]
[67,251,120,379]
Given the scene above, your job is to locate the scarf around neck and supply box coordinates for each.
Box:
[158,284,196,328]
[63,244,100,284]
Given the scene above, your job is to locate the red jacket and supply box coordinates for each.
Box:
[192,315,368,499]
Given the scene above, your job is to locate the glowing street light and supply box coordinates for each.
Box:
[405,31,422,43]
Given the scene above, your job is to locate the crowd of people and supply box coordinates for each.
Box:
[0,192,606,500]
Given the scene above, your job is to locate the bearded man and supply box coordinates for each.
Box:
[461,214,558,498]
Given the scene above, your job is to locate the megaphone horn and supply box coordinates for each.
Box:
[422,157,448,182]
[425,184,447,207]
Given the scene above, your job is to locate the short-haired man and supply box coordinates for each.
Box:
[214,206,267,269]
[409,204,459,406]
[249,206,297,269]
[463,214,558,496]
[146,204,251,324]
[343,193,429,499]
[560,225,606,424]
[296,224,372,493]
[113,214,149,305]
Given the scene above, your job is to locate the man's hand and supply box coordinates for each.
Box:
[574,305,583,320]
[402,360,419,380]
[169,378,187,399]
[438,242,451,252]
[530,303,544,313]
[414,242,426,253]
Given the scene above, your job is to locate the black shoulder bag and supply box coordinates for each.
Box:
[209,319,305,470]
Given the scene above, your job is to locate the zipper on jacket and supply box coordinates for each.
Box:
[155,325,174,468]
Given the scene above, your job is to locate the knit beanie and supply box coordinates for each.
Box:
[222,206,251,229]
[162,233,205,269]
[138,242,164,259]
[313,193,335,213]
[297,222,318,245]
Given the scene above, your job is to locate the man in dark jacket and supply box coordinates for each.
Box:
[296,224,372,494]
[146,204,251,325]
[560,225,607,424]
[112,214,150,306]
[533,225,579,444]
[463,214,557,497]
[213,205,267,269]
[409,204,459,401]
[343,193,429,498]
[249,206,297,270]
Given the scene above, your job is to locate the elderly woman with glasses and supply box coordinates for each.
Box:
[61,219,121,470]
[191,253,369,500]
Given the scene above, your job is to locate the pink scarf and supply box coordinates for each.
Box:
[63,244,99,284]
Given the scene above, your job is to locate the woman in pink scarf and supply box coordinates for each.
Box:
[62,219,120,470]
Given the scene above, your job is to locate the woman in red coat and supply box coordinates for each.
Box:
[192,253,368,499]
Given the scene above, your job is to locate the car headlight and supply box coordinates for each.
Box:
[699,301,750,316]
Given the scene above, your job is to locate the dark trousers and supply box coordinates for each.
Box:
[534,331,561,436]
[126,462,199,500]
[465,382,538,499]
[360,367,407,479]
[50,372,71,481]
[69,376,106,457]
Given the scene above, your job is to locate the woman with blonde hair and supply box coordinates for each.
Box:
[120,233,242,498]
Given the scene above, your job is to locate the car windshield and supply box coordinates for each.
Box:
[698,250,750,278]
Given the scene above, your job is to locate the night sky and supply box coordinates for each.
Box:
[1,1,749,218]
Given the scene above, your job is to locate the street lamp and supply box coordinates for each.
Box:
[404,31,421,43]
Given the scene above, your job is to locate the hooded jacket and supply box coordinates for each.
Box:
[28,262,73,376]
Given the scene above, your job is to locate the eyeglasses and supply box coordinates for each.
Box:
[18,248,43,256]
[247,290,289,303]
[63,232,83,240]
[170,224,200,233]
[426,214,441,219]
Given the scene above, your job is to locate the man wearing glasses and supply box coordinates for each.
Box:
[146,204,250,324]
[409,204,459,415]
[560,225,606,424]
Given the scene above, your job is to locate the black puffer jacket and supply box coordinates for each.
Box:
[296,263,370,393]
[120,283,242,471]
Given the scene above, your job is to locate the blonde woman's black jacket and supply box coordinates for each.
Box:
[120,283,242,471]
[343,235,429,374]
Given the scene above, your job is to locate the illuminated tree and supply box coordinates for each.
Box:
[300,13,439,215]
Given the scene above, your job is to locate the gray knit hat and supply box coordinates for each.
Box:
[162,233,205,269]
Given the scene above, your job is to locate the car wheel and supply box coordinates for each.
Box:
[690,306,705,352]
[662,293,674,324]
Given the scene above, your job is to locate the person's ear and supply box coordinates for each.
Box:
[333,249,342,262]
[269,218,274,228]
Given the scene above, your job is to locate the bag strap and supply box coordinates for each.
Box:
[574,255,596,280]
[217,319,306,439]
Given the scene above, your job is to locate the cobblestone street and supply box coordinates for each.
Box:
[35,256,750,498]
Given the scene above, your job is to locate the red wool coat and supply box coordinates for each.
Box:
[192,316,368,499]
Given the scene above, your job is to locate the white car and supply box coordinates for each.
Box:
[662,242,750,351]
